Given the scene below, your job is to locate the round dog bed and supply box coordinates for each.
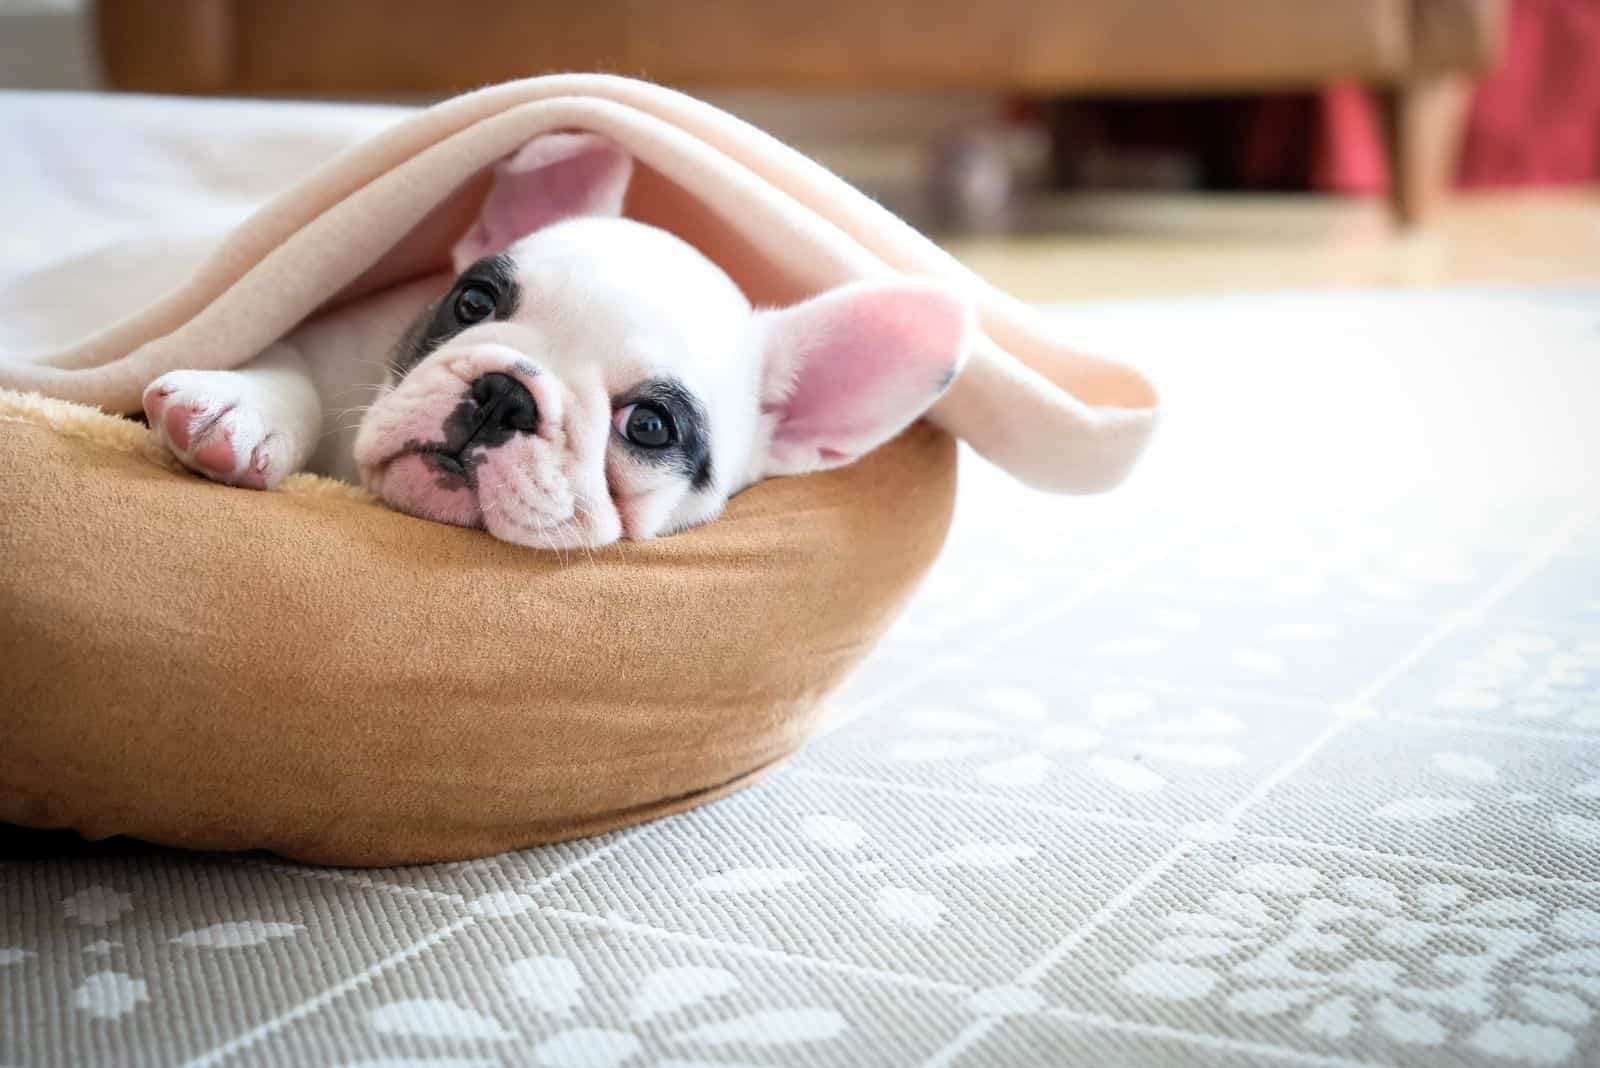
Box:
[0,391,955,866]
[0,79,1158,868]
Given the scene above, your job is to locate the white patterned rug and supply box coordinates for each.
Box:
[4,285,1599,1068]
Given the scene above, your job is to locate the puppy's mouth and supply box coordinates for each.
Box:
[370,444,485,528]
[378,440,482,491]
[352,360,623,549]
[418,447,470,479]
[369,441,609,552]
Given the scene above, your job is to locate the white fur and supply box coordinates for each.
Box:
[144,137,969,550]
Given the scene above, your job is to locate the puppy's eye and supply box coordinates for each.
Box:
[615,402,675,449]
[453,284,496,325]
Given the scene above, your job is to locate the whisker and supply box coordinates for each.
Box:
[548,519,569,564]
[324,418,379,440]
[564,513,594,565]
[348,357,399,374]
[329,382,389,400]
[567,502,600,564]
[342,355,412,384]
[563,519,583,566]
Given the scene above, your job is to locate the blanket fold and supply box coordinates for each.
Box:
[0,75,1157,494]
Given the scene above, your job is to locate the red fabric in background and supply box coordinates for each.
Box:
[1043,0,1600,192]
[1236,90,1388,192]
[1280,0,1600,191]
[1456,0,1600,187]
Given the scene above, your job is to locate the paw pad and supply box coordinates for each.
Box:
[143,377,283,489]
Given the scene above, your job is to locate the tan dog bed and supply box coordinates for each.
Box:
[0,389,954,866]
[0,79,1155,865]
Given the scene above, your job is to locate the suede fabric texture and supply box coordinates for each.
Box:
[0,390,956,866]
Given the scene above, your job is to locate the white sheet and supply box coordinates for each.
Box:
[0,91,407,353]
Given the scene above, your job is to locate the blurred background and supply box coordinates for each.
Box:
[1,0,1597,298]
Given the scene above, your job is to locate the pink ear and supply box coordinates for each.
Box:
[759,280,972,477]
[451,132,633,271]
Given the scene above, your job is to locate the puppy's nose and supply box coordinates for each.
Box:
[469,373,538,436]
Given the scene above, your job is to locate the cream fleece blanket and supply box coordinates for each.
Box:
[0,75,1156,495]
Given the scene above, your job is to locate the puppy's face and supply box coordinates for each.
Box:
[353,133,971,551]
[355,217,759,548]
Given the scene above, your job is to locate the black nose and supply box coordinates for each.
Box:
[469,373,538,437]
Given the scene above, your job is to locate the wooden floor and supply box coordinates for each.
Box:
[936,189,1600,302]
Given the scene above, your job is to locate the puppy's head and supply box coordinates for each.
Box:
[355,133,971,550]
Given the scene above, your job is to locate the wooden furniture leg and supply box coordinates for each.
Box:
[1377,77,1473,227]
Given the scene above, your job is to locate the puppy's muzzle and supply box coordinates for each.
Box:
[428,372,539,476]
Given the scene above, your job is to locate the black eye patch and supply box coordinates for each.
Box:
[613,378,714,492]
[389,253,522,381]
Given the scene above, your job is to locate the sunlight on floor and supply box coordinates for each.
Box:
[940,190,1600,301]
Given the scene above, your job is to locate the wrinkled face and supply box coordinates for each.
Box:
[350,131,971,552]
[353,217,760,549]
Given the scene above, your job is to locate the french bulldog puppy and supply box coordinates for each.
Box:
[141,133,972,550]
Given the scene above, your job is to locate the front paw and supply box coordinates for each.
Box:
[143,373,292,489]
